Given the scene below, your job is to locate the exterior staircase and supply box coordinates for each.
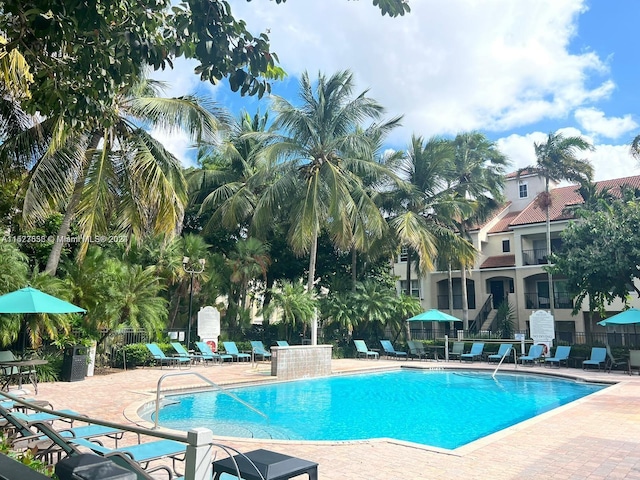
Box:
[480,308,498,332]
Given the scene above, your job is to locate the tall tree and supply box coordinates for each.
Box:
[518,132,593,317]
[253,70,400,344]
[380,135,474,305]
[7,78,226,275]
[450,132,509,330]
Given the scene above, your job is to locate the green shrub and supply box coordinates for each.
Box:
[112,343,152,368]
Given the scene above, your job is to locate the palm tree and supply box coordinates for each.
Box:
[380,135,475,303]
[253,70,400,344]
[4,77,226,275]
[263,280,317,343]
[518,131,593,316]
[450,132,509,330]
[228,237,271,312]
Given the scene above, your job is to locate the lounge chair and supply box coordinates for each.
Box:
[582,347,607,371]
[69,437,186,473]
[380,340,407,359]
[194,341,233,364]
[605,345,626,373]
[448,341,465,361]
[145,343,190,369]
[354,340,379,359]
[407,341,429,360]
[487,344,513,363]
[460,342,484,362]
[222,342,251,362]
[519,344,544,366]
[170,342,200,365]
[545,346,571,368]
[27,420,175,479]
[628,350,640,375]
[0,404,128,451]
[276,341,290,347]
[250,341,272,361]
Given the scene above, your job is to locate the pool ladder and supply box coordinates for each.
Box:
[153,371,268,429]
[491,347,517,379]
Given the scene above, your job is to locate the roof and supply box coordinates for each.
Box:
[469,174,640,232]
[480,255,516,269]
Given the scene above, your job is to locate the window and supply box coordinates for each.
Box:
[519,182,528,198]
[399,246,408,262]
[399,280,420,298]
[502,239,510,253]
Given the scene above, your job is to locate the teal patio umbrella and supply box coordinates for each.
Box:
[597,308,640,326]
[407,309,461,322]
[0,286,86,351]
[0,286,86,314]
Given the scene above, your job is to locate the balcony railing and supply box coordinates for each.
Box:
[524,292,573,310]
[522,248,549,266]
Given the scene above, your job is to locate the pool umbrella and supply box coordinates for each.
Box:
[0,286,86,314]
[407,309,461,322]
[0,286,86,351]
[597,308,640,326]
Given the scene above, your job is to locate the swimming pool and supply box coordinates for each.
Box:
[148,370,606,449]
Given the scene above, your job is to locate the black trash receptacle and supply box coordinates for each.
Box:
[55,454,136,480]
[61,345,87,382]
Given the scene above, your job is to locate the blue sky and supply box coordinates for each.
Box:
[153,0,640,182]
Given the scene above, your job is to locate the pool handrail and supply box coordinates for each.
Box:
[492,345,517,378]
[154,371,268,429]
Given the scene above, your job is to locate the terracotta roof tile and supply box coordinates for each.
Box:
[510,175,640,226]
[480,255,516,269]
[487,210,521,234]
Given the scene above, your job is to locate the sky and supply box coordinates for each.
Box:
[152,0,640,182]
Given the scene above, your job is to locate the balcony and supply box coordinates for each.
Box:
[437,294,476,310]
[522,248,548,266]
[524,292,573,310]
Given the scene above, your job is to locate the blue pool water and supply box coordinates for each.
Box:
[148,370,606,449]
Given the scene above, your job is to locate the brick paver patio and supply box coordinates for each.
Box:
[7,359,640,479]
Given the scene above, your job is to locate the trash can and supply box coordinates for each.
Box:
[61,345,87,382]
[55,454,135,480]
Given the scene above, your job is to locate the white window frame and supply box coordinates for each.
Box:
[518,182,528,199]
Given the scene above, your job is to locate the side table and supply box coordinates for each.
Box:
[213,449,318,480]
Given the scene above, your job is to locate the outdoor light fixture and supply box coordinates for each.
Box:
[182,256,206,349]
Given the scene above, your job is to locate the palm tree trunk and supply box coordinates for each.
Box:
[405,248,412,296]
[45,132,101,276]
[545,177,555,317]
[351,247,357,291]
[447,262,454,316]
[461,262,469,331]
[307,225,319,345]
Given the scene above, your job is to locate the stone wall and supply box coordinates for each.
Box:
[270,345,332,380]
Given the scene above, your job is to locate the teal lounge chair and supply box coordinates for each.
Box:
[250,341,272,360]
[487,344,513,363]
[222,342,251,362]
[407,341,428,360]
[170,342,198,365]
[545,346,571,368]
[194,341,233,364]
[519,344,544,366]
[145,343,190,369]
[276,341,290,347]
[354,340,379,359]
[380,340,407,359]
[448,342,465,361]
[460,342,484,362]
[583,347,607,371]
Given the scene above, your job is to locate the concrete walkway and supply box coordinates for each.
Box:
[10,359,640,479]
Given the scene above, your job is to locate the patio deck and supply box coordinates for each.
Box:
[17,359,640,479]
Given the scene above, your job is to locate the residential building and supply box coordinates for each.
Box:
[393,171,640,342]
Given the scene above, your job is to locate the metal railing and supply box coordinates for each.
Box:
[154,371,267,430]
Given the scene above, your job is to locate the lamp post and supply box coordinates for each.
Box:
[183,256,205,349]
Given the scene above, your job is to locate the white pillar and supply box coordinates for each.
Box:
[184,428,213,480]
[311,309,318,345]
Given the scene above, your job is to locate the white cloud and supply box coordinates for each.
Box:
[230,0,612,143]
[149,127,198,167]
[574,107,638,139]
[497,131,639,181]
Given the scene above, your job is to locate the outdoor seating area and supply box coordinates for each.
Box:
[1,394,318,480]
